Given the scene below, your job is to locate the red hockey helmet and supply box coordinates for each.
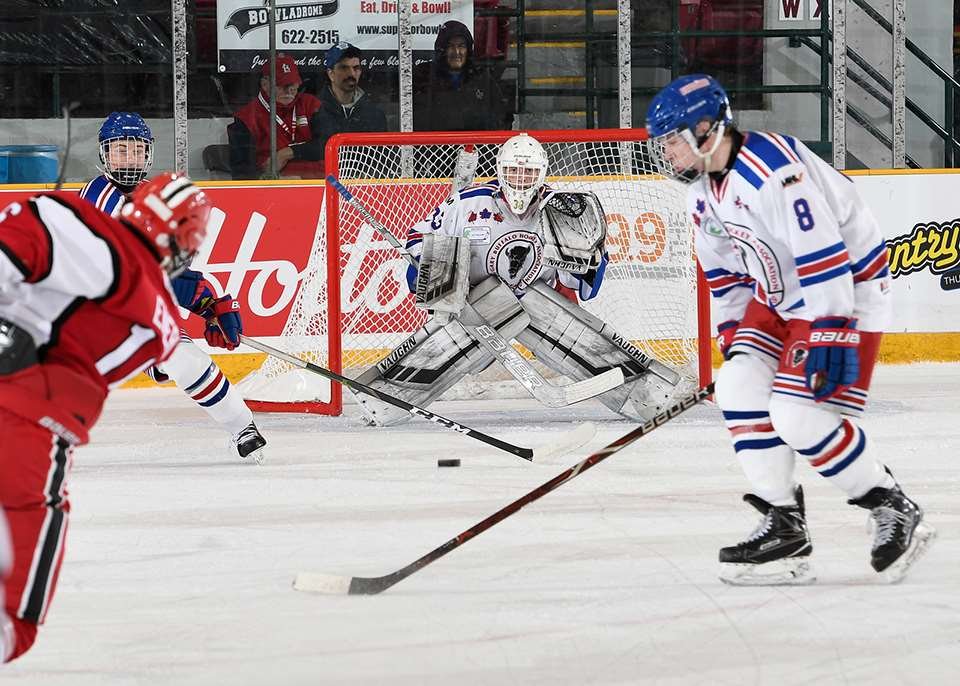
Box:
[121,172,211,277]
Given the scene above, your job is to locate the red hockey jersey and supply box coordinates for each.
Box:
[0,192,181,444]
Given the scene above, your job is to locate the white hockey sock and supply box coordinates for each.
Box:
[716,354,797,506]
[769,397,893,499]
[158,340,253,437]
[795,419,893,498]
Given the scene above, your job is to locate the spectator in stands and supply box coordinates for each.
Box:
[229,55,325,179]
[414,21,507,131]
[308,42,388,155]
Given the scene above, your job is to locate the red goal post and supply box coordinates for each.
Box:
[242,128,712,416]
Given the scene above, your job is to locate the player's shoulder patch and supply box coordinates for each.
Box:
[734,131,803,190]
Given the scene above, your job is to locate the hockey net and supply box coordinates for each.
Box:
[241,129,710,415]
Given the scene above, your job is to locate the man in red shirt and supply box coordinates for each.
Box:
[0,173,213,662]
[230,55,325,178]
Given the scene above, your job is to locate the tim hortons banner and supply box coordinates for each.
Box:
[216,0,474,73]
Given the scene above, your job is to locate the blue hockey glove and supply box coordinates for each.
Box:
[716,319,740,360]
[804,317,860,401]
[199,295,243,350]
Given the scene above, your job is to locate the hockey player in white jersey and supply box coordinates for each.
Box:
[79,112,266,462]
[646,74,934,584]
[352,133,680,426]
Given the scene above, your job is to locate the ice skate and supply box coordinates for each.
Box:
[719,486,815,586]
[849,482,935,583]
[233,422,266,464]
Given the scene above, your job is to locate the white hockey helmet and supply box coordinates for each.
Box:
[496,133,548,215]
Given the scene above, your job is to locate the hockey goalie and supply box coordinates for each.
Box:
[353,133,681,426]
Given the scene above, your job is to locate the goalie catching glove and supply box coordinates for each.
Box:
[539,191,607,274]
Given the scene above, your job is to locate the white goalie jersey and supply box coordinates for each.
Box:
[404,181,607,301]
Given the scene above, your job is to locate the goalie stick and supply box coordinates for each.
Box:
[326,173,625,408]
[240,335,595,463]
[292,382,714,595]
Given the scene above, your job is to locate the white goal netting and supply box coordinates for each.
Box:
[241,130,704,414]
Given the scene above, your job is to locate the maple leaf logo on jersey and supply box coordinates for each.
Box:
[493,212,504,222]
[479,208,492,220]
[468,211,478,222]
[735,196,749,210]
[692,213,701,227]
[696,199,706,213]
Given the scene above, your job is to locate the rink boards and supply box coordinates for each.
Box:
[1,170,959,389]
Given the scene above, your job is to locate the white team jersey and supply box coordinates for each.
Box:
[406,181,601,300]
[691,132,892,331]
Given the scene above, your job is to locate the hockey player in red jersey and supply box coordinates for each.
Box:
[0,173,209,662]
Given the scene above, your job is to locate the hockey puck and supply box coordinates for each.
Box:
[437,458,461,468]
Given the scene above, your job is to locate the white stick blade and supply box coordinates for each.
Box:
[560,367,625,405]
[293,572,353,594]
[532,422,597,462]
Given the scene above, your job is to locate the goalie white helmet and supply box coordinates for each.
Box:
[496,133,548,215]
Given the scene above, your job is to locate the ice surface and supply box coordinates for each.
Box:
[2,364,958,685]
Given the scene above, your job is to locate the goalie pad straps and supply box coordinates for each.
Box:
[539,192,606,274]
[515,283,679,422]
[414,232,471,314]
[353,276,529,426]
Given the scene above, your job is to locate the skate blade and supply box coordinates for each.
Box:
[881,522,936,584]
[719,558,816,586]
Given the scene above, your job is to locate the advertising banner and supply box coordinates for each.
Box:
[853,172,960,333]
[216,0,474,73]
[1,169,957,365]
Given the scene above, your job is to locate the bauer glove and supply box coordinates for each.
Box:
[199,295,243,350]
[716,319,739,360]
[804,316,860,401]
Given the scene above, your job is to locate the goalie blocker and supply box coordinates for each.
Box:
[353,276,680,426]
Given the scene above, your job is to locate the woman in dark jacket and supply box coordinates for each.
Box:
[413,21,507,132]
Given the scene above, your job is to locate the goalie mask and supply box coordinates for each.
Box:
[121,173,210,278]
[646,74,732,184]
[496,133,548,215]
[98,111,154,188]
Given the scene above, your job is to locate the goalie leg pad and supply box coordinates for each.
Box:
[414,232,471,314]
[354,276,530,427]
[515,283,677,421]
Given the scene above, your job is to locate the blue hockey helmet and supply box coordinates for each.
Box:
[98,112,154,187]
[646,75,732,183]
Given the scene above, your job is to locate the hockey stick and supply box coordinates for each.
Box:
[326,174,625,407]
[292,382,714,595]
[240,335,595,462]
[54,101,79,191]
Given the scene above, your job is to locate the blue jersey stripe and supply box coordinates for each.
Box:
[734,437,787,452]
[819,429,866,477]
[722,410,769,420]
[851,242,887,273]
[733,160,764,190]
[799,264,852,287]
[742,132,793,172]
[459,187,496,200]
[796,241,846,265]
[711,283,753,298]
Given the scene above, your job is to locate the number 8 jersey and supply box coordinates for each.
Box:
[691,131,892,332]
